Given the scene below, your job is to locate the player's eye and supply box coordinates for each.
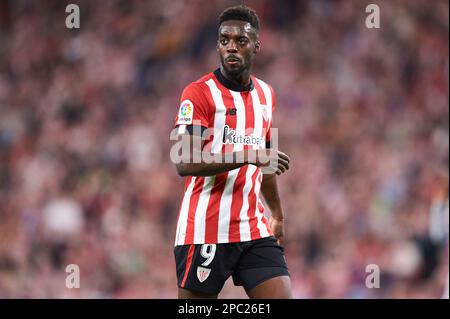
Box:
[220,39,228,45]
[238,38,248,45]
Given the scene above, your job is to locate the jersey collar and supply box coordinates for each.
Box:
[213,68,254,92]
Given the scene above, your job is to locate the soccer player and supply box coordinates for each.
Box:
[171,5,292,299]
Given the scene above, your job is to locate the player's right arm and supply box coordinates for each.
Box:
[171,83,289,177]
[173,133,289,177]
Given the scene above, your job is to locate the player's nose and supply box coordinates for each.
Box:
[226,41,238,53]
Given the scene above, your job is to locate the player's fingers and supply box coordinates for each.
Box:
[277,151,290,163]
[276,157,289,168]
[270,159,288,174]
[278,158,289,170]
[278,163,286,174]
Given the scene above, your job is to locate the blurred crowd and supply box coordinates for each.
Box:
[0,0,448,298]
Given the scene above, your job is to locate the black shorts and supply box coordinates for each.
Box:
[174,236,289,294]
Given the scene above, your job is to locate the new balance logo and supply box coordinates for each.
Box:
[222,125,264,146]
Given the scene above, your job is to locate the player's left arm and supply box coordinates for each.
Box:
[260,86,287,245]
[260,173,286,246]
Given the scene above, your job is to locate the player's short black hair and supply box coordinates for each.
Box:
[218,5,260,33]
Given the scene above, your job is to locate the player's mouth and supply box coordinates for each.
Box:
[226,57,241,65]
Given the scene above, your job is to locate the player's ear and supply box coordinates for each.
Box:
[216,40,220,51]
[254,40,261,54]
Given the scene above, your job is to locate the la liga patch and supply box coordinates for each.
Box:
[177,100,194,125]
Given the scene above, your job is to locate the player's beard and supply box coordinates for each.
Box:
[220,55,250,78]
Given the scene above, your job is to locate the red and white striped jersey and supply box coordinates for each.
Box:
[173,69,276,246]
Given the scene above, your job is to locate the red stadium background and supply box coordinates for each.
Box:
[0,0,448,298]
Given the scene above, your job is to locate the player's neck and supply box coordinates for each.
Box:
[219,66,251,87]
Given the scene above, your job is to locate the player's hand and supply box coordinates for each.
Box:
[269,215,285,246]
[254,149,290,175]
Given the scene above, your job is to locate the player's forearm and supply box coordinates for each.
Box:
[260,174,284,220]
[177,162,247,176]
[176,149,254,176]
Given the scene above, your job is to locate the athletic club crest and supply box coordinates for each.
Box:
[197,266,211,283]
